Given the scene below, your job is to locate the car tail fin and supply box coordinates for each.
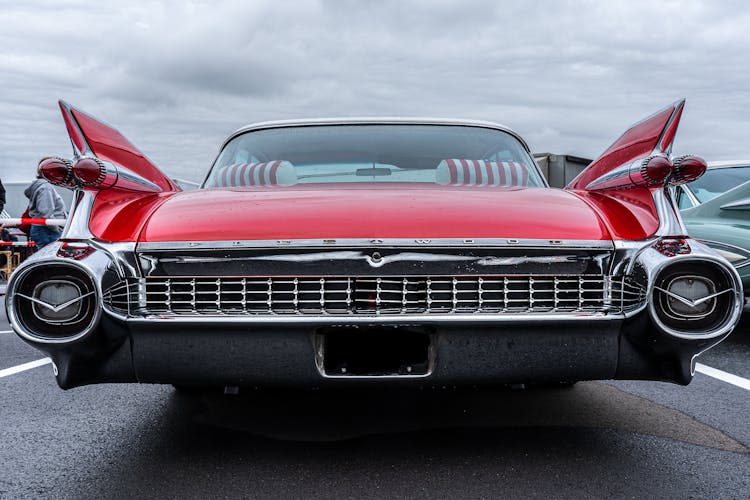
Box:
[58,100,177,192]
[567,100,685,191]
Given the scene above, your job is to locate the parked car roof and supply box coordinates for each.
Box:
[706,160,750,169]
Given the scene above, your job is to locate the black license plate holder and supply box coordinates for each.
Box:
[318,327,433,377]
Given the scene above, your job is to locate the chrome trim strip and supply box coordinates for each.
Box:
[61,189,95,240]
[136,238,615,252]
[88,240,138,278]
[59,99,93,158]
[114,162,162,192]
[696,239,750,269]
[720,197,750,210]
[122,312,620,324]
[312,373,432,380]
[613,239,659,251]
[654,99,685,154]
[653,187,688,236]
[148,252,596,267]
[613,238,658,278]
[584,155,674,192]
[583,161,634,191]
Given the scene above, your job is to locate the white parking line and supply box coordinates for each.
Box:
[0,358,52,378]
[0,329,14,334]
[695,363,750,391]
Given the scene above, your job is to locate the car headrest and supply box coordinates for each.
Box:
[216,161,297,187]
[435,159,529,186]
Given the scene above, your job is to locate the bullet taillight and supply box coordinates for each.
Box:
[72,157,107,187]
[38,157,74,186]
[671,155,707,185]
[638,155,673,187]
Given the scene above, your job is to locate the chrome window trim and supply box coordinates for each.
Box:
[676,184,700,208]
[224,118,530,152]
[136,238,615,252]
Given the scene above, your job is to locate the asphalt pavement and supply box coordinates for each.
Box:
[1,301,749,499]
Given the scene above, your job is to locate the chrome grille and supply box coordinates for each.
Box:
[104,275,646,316]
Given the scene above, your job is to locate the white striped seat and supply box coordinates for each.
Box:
[435,159,529,186]
[216,160,297,187]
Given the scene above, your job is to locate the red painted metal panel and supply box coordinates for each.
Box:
[58,101,177,192]
[70,109,177,192]
[569,188,660,241]
[59,102,87,156]
[568,100,685,191]
[135,184,613,242]
[87,190,169,242]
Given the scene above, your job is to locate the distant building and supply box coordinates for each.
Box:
[533,153,591,188]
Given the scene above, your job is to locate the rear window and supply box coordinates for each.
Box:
[203,124,545,188]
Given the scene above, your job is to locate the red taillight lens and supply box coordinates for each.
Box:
[671,155,707,185]
[57,242,96,260]
[72,157,106,186]
[639,155,673,186]
[38,157,73,186]
[653,238,691,257]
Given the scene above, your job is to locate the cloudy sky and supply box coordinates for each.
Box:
[1,0,749,183]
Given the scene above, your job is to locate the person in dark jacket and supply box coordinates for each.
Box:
[24,176,67,248]
[0,177,9,241]
[0,177,5,215]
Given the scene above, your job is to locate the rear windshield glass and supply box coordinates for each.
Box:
[689,166,750,203]
[203,124,544,188]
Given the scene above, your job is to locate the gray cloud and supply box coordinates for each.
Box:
[2,0,750,185]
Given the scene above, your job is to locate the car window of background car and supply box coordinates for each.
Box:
[688,166,750,203]
[203,125,544,187]
[675,186,695,210]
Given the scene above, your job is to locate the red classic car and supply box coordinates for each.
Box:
[5,99,743,389]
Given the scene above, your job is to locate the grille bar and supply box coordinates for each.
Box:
[105,275,646,316]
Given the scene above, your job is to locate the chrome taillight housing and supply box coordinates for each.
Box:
[10,263,100,342]
[37,155,160,192]
[650,260,738,338]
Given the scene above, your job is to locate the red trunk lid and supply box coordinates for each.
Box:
[138,184,611,242]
